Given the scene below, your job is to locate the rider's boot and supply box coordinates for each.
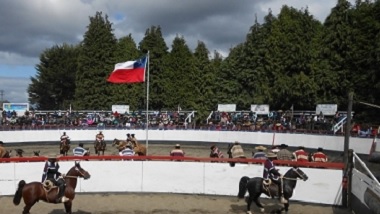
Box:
[279,188,287,203]
[56,184,69,203]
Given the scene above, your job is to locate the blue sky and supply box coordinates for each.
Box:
[0,0,352,104]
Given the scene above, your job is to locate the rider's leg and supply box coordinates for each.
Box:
[272,178,287,203]
[55,178,69,203]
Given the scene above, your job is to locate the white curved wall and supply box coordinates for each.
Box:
[0,129,372,154]
[0,161,342,205]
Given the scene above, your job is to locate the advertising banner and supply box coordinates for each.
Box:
[2,103,29,115]
[316,104,337,116]
[250,104,270,115]
[217,104,236,112]
[111,105,130,114]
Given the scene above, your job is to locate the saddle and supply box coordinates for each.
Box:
[262,179,279,198]
[42,180,57,192]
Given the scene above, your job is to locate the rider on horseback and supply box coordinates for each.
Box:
[41,153,69,203]
[60,132,70,148]
[263,152,287,204]
[95,131,105,146]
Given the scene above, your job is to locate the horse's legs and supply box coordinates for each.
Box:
[64,200,72,214]
[253,196,265,212]
[22,200,37,214]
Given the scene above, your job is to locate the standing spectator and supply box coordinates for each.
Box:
[312,147,328,162]
[210,145,224,158]
[293,146,309,162]
[230,141,246,158]
[271,145,280,154]
[276,144,293,161]
[170,144,185,160]
[72,143,88,157]
[119,144,135,157]
[252,145,267,159]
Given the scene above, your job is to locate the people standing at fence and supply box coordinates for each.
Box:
[252,145,267,159]
[293,146,309,162]
[73,143,88,157]
[119,144,135,157]
[170,144,185,160]
[312,147,328,162]
[276,144,293,161]
[210,145,224,158]
[231,141,246,158]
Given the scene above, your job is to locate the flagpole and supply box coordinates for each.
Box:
[145,51,150,155]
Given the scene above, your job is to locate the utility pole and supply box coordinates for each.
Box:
[0,90,4,101]
[342,92,353,208]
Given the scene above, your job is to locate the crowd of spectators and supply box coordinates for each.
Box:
[0,108,378,138]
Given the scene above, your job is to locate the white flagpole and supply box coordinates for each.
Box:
[145,51,150,155]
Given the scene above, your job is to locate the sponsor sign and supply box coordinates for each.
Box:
[217,104,236,112]
[316,104,337,116]
[250,104,270,115]
[2,103,29,115]
[112,105,130,114]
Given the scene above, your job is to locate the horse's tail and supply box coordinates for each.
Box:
[13,180,26,205]
[237,176,250,199]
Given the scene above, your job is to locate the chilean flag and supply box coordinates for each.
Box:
[107,56,147,83]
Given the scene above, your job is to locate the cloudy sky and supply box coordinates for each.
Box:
[0,0,351,104]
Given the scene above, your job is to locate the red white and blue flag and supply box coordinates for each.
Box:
[107,56,147,83]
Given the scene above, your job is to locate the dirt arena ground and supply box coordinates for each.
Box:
[1,192,351,214]
[2,140,376,214]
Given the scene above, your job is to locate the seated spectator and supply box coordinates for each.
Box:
[231,141,246,158]
[252,145,267,160]
[276,144,293,161]
[293,146,309,162]
[312,147,328,162]
[210,145,224,158]
[170,144,185,160]
[271,145,280,154]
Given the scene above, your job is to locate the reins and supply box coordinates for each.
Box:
[64,175,78,179]
[283,177,303,181]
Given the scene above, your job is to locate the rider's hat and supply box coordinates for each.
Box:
[255,145,267,151]
[266,152,277,158]
[175,144,181,148]
[46,152,59,159]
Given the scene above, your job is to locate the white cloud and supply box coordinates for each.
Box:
[0,77,30,103]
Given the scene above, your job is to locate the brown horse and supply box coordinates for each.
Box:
[13,161,90,214]
[94,139,106,156]
[0,147,12,158]
[130,140,147,156]
[112,138,129,151]
[60,140,70,156]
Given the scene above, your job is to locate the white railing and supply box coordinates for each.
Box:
[206,111,213,124]
[332,116,347,134]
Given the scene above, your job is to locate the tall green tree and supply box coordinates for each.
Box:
[138,26,169,110]
[28,44,78,110]
[74,11,117,110]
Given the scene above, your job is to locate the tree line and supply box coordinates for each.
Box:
[27,0,380,123]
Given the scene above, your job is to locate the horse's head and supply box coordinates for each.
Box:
[33,151,40,156]
[291,167,308,181]
[67,161,91,180]
[15,149,24,157]
[112,138,118,147]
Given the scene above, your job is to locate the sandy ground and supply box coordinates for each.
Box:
[2,141,374,214]
[1,192,351,214]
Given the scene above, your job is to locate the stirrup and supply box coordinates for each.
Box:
[280,197,288,204]
[57,196,69,203]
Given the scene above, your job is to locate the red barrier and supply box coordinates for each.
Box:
[0,155,344,169]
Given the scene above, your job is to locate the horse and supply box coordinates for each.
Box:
[94,139,106,156]
[237,167,309,214]
[60,139,70,156]
[0,147,11,158]
[15,149,24,157]
[33,151,40,157]
[130,140,147,156]
[112,138,129,151]
[13,161,91,214]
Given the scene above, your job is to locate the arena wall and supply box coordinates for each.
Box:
[0,161,343,205]
[351,169,380,214]
[0,129,373,154]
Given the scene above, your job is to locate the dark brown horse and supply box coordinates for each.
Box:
[94,139,106,156]
[13,161,90,214]
[60,140,70,156]
[0,147,11,158]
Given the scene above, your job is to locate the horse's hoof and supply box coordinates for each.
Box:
[260,208,265,213]
[246,211,252,214]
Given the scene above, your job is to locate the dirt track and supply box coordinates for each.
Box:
[0,192,351,214]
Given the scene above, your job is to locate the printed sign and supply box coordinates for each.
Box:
[217,104,236,112]
[2,103,29,115]
[316,104,337,116]
[250,104,270,115]
[112,105,130,114]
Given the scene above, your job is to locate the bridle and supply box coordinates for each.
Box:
[283,168,306,181]
[64,167,87,179]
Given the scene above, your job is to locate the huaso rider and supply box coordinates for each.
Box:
[263,152,287,204]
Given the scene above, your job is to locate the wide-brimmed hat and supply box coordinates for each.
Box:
[175,144,181,148]
[255,145,267,151]
[266,152,277,158]
[234,141,240,145]
[279,144,288,148]
[46,152,58,159]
